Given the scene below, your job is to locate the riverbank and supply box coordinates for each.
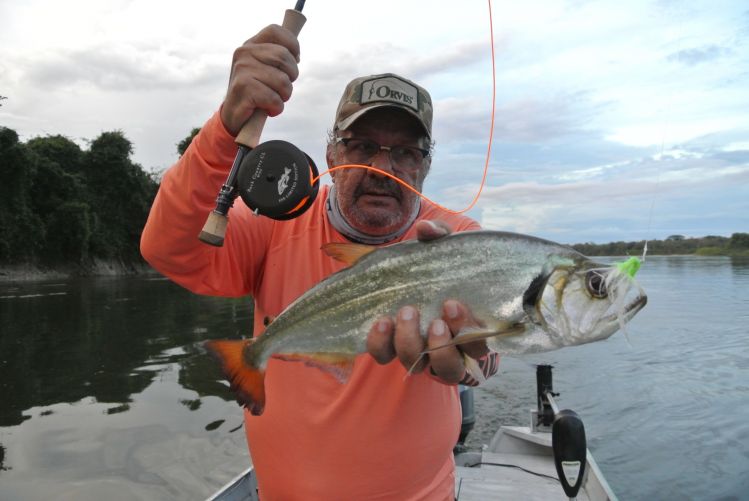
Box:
[0,260,157,282]
[572,232,749,257]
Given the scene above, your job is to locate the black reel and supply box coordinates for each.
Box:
[236,139,320,220]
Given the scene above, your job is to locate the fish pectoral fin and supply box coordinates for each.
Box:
[455,323,526,344]
[462,353,487,384]
[273,352,356,384]
[421,324,526,353]
[204,339,267,416]
[321,242,376,266]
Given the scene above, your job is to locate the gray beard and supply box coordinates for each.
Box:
[326,185,421,245]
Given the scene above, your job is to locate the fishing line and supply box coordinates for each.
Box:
[310,0,497,215]
[640,121,669,262]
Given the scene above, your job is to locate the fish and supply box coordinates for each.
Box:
[206,230,647,415]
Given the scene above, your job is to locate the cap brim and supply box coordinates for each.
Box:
[336,104,431,138]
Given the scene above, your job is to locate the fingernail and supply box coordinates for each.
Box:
[377,319,389,333]
[445,301,459,320]
[400,306,415,321]
[433,320,446,336]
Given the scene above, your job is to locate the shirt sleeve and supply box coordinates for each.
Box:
[458,350,501,386]
[140,111,274,297]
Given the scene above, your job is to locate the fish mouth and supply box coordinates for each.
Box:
[602,292,647,326]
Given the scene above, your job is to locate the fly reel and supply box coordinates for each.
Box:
[236,140,319,220]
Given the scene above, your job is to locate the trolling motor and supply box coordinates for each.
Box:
[534,365,588,500]
[199,0,320,246]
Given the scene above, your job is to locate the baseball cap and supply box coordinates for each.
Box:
[333,73,433,138]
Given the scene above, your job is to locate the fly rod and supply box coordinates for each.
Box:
[199,1,310,246]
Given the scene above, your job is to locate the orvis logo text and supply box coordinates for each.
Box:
[360,77,418,111]
[367,84,414,105]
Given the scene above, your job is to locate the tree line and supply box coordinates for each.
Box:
[572,233,749,257]
[0,126,162,267]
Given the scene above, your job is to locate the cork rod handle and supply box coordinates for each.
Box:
[235,9,307,148]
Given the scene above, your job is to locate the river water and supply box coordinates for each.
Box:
[0,256,747,500]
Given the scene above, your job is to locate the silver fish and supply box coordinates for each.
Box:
[207,231,647,414]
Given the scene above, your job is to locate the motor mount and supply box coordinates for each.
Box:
[552,409,587,499]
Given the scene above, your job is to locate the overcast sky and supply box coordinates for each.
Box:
[2,0,747,244]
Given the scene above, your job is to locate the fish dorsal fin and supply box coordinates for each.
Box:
[321,242,376,266]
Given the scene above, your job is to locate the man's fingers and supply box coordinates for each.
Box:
[222,25,301,133]
[394,306,427,373]
[415,220,451,242]
[366,317,396,365]
[427,319,465,384]
[251,44,300,84]
[370,302,488,376]
[249,24,301,62]
[443,299,490,359]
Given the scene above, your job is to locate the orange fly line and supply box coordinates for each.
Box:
[310,0,496,216]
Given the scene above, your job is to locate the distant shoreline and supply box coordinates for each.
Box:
[0,260,157,283]
[572,233,749,258]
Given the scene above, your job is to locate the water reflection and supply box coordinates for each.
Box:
[0,277,252,428]
[0,444,8,471]
[730,256,749,276]
[0,276,254,499]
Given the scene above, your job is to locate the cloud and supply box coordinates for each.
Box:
[407,41,498,80]
[666,45,732,66]
[492,94,582,142]
[23,47,224,92]
[428,144,749,242]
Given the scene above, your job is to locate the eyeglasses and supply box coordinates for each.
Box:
[335,137,429,174]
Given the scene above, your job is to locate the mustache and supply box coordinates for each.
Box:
[354,176,402,201]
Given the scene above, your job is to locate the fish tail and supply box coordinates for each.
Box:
[204,339,267,416]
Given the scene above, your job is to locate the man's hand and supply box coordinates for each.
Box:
[366,220,490,383]
[221,25,301,136]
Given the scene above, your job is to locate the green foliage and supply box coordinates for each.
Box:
[573,235,746,257]
[695,247,724,256]
[0,127,45,261]
[177,127,201,157]
[0,126,160,267]
[728,232,749,249]
[27,135,87,228]
[46,202,92,263]
[83,131,149,259]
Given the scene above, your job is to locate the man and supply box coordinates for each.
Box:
[141,24,498,500]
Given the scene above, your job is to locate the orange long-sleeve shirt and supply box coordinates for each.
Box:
[141,111,481,500]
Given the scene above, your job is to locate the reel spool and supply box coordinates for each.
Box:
[236,140,320,220]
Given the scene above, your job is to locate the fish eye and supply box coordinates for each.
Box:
[586,270,607,298]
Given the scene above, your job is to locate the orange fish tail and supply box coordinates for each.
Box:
[205,339,266,416]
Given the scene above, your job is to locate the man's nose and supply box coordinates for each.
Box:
[368,148,395,176]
